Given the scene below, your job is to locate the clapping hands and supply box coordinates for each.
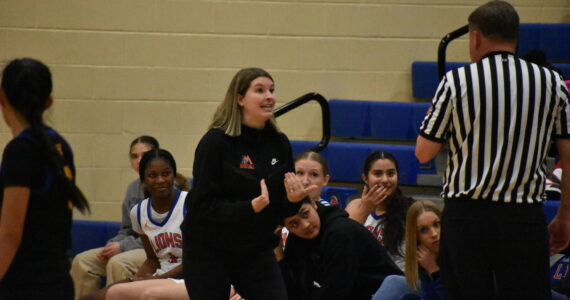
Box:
[284,172,318,203]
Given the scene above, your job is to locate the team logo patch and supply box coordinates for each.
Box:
[240,155,255,169]
[55,143,64,155]
[64,165,73,180]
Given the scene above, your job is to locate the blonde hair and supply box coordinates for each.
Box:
[404,200,442,291]
[210,67,280,136]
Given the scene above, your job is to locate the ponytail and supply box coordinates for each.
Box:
[2,58,89,214]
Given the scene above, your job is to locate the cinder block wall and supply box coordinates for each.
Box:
[0,0,567,220]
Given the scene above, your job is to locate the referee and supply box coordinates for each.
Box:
[415,1,570,299]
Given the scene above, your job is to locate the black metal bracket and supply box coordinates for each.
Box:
[438,24,469,80]
[274,92,330,152]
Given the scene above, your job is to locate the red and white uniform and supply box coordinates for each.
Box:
[130,190,187,275]
[364,212,405,271]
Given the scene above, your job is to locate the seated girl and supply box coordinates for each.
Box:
[81,149,187,300]
[280,198,402,300]
[345,150,415,270]
[105,149,243,300]
[275,151,331,259]
[372,200,442,300]
[373,201,570,300]
[294,151,331,206]
[71,136,159,298]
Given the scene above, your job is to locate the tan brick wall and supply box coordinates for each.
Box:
[0,0,567,220]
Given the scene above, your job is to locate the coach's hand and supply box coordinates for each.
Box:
[284,172,317,203]
[252,179,270,213]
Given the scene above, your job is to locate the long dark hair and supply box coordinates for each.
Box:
[362,150,414,257]
[2,58,89,213]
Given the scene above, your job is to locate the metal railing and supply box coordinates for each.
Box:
[274,92,330,153]
[438,24,469,80]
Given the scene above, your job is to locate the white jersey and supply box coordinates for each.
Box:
[364,212,386,244]
[130,190,187,275]
[364,212,405,271]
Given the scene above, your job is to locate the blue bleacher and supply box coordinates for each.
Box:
[291,140,436,186]
[321,186,358,208]
[329,99,431,141]
[70,220,121,257]
[413,61,570,99]
[292,98,436,186]
[518,23,570,62]
[413,23,570,99]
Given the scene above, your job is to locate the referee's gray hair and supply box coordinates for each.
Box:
[468,1,519,43]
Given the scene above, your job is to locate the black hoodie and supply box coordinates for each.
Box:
[182,124,300,255]
[281,203,403,300]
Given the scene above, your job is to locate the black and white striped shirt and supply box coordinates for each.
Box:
[420,51,570,204]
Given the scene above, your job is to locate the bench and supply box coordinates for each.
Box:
[70,220,121,257]
[413,23,570,99]
[291,140,436,185]
[329,99,431,141]
[412,61,570,99]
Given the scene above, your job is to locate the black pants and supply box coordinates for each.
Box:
[183,242,287,300]
[0,275,74,300]
[440,198,551,300]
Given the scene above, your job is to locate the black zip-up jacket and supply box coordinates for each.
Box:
[280,203,403,300]
[183,123,300,254]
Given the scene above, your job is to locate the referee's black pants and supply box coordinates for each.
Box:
[183,241,287,300]
[440,198,551,300]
